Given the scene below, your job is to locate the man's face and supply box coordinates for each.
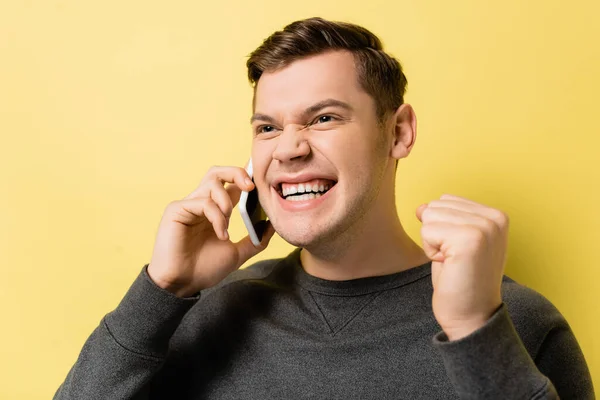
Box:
[250,50,391,248]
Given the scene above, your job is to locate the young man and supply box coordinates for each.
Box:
[55,17,594,399]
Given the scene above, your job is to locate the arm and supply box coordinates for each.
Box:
[54,165,275,399]
[416,196,594,398]
[433,303,595,400]
[535,317,595,399]
[53,265,199,400]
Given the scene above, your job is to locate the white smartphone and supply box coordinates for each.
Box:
[238,159,268,246]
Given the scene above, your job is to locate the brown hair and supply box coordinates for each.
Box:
[246,17,408,122]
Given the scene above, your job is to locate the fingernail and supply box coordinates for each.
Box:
[223,229,229,239]
[245,178,254,187]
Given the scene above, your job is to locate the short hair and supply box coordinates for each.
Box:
[246,17,408,122]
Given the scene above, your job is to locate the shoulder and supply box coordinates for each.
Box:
[223,257,288,284]
[500,275,569,356]
[199,251,296,299]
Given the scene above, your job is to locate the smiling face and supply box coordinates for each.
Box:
[250,50,395,249]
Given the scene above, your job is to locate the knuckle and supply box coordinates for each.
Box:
[488,209,509,230]
[496,210,509,227]
[205,165,222,179]
[238,167,250,179]
[427,200,442,208]
[421,207,433,221]
[166,200,181,211]
[482,218,497,234]
[203,203,217,220]
[205,166,217,177]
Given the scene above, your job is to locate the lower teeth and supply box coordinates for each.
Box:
[286,192,323,202]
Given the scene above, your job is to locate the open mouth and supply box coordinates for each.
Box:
[276,179,337,202]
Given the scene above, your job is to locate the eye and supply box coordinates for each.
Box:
[256,125,276,134]
[315,115,335,124]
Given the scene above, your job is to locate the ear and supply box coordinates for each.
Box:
[389,103,417,160]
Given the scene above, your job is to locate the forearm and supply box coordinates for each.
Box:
[434,304,558,399]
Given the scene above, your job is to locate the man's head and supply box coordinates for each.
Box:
[246,17,418,253]
[247,17,407,124]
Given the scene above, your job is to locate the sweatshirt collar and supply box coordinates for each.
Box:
[284,248,432,296]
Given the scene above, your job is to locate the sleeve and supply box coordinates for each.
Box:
[53,265,199,400]
[534,320,595,399]
[433,303,595,400]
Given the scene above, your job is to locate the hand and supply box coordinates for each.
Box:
[147,166,276,297]
[416,194,509,340]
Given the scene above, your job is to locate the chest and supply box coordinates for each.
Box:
[153,288,458,399]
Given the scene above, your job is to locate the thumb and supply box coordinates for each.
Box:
[234,220,276,263]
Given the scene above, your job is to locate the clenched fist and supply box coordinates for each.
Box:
[416,194,510,341]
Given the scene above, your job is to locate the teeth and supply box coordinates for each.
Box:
[288,193,316,202]
[282,183,331,195]
[282,186,299,197]
[284,192,326,202]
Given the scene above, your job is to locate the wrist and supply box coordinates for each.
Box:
[146,265,199,298]
[442,318,489,341]
[440,304,503,341]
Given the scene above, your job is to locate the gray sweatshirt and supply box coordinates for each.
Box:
[54,248,594,399]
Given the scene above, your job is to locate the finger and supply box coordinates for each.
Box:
[420,221,487,261]
[417,194,483,221]
[440,193,488,207]
[204,180,234,219]
[166,199,206,226]
[234,220,276,263]
[419,221,448,262]
[427,199,487,215]
[198,198,229,240]
[429,199,508,231]
[206,165,254,191]
[415,203,428,221]
[420,206,498,237]
[185,166,254,200]
[225,183,244,206]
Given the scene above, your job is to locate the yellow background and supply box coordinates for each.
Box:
[1,0,598,397]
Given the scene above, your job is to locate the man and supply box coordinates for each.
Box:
[55,17,594,399]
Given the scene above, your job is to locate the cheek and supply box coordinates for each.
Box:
[311,129,377,170]
[251,142,276,182]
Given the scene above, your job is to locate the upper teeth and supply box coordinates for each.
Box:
[282,183,330,197]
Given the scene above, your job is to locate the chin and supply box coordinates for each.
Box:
[275,228,316,248]
[272,220,327,248]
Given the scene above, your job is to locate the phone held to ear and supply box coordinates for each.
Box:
[238,159,269,246]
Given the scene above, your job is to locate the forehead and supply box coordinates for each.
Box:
[254,50,368,115]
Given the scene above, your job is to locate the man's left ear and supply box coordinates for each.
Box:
[389,103,417,160]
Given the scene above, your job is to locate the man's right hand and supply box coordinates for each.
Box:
[147,165,276,297]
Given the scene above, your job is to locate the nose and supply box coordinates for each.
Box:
[272,125,311,162]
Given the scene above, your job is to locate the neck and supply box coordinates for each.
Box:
[299,197,429,281]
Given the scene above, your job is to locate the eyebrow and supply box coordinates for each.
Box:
[250,98,353,124]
